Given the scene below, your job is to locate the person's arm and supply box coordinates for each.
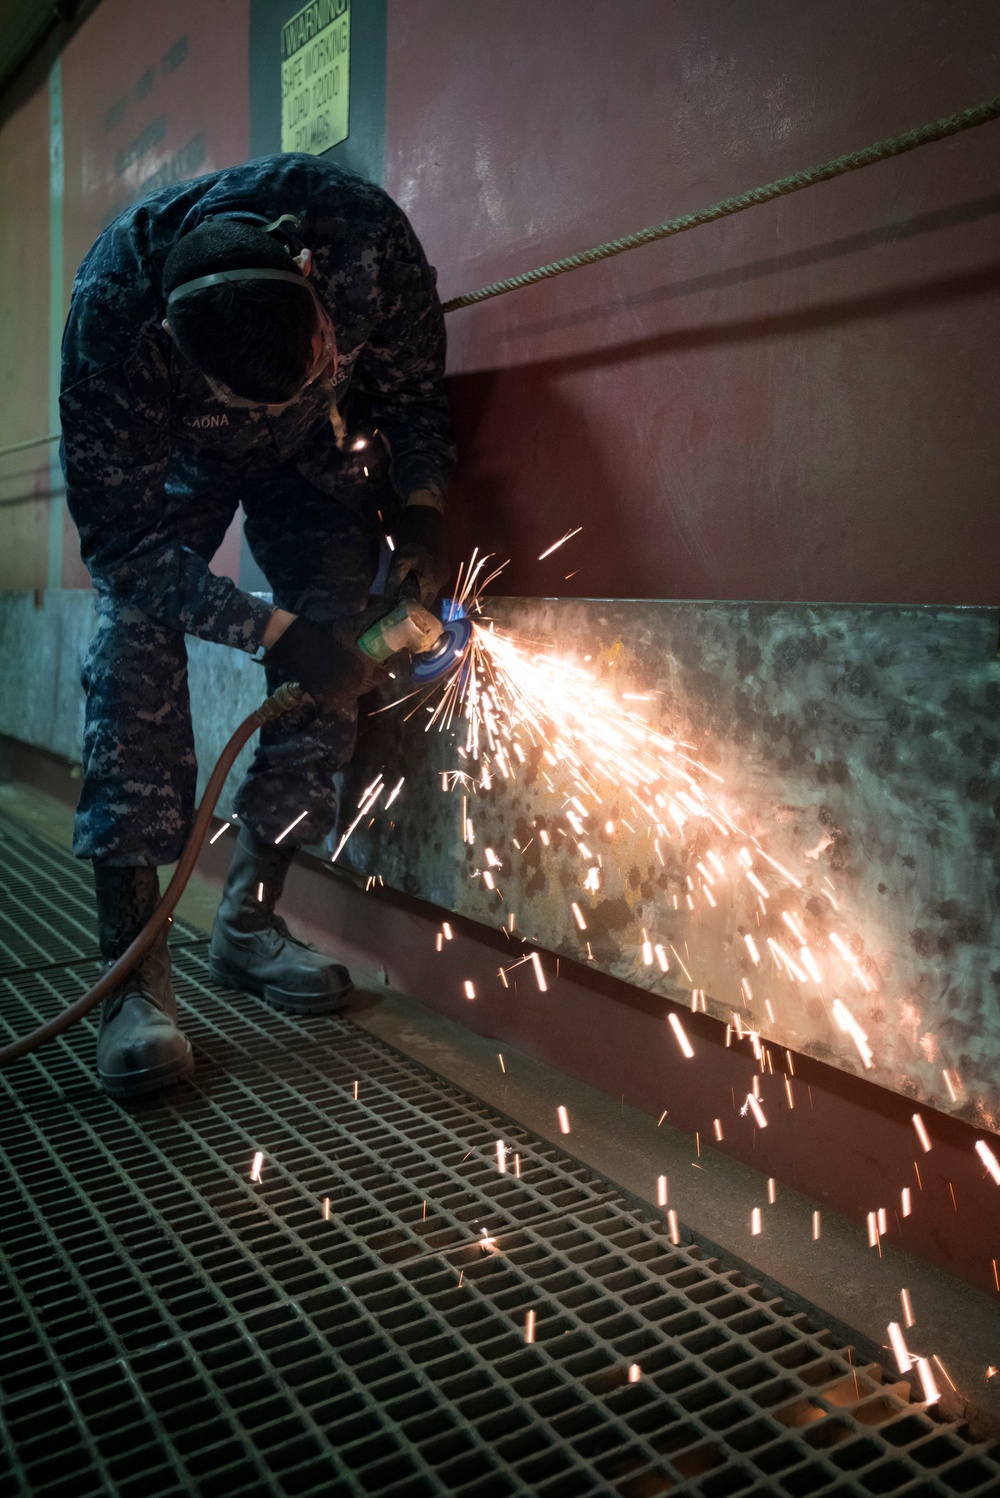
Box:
[60,297,275,652]
[352,206,457,507]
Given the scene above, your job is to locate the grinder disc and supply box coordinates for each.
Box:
[411,615,473,683]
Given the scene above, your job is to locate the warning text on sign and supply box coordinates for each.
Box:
[281,0,350,156]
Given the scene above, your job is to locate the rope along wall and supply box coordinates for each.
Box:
[2,94,997,461]
[440,94,1000,313]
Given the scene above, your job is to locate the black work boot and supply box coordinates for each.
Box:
[208,825,351,1013]
[94,865,194,1099]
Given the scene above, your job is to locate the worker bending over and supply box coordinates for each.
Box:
[61,153,455,1099]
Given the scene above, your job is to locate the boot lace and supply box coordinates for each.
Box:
[101,961,166,1021]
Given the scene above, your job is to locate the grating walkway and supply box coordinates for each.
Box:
[1,817,1000,1497]
[0,814,203,977]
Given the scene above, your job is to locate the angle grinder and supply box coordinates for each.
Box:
[356,580,472,685]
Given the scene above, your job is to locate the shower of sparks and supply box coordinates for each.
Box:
[250,1152,263,1183]
[537,526,582,560]
[337,548,979,1320]
[275,809,309,844]
[900,1288,915,1328]
[209,821,231,844]
[525,1310,536,1343]
[976,1140,1000,1184]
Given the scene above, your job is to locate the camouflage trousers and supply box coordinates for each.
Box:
[74,430,387,865]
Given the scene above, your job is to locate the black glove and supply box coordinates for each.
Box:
[389,503,448,607]
[261,614,391,700]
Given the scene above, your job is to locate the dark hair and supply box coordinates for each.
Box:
[162,220,318,403]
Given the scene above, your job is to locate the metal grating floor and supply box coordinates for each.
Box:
[2,819,1000,1497]
[0,815,203,978]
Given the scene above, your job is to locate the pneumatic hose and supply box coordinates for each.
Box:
[0,682,307,1069]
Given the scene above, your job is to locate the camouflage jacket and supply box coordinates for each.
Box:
[60,154,456,652]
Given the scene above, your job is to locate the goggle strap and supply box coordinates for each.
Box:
[166,267,313,304]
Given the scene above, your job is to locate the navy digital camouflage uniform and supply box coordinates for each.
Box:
[60,154,456,866]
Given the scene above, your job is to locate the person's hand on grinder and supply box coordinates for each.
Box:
[389,492,448,607]
[259,607,392,701]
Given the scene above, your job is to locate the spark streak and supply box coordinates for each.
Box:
[915,1358,939,1405]
[887,1322,912,1373]
[275,809,309,844]
[667,1013,694,1059]
[976,1140,1000,1184]
[537,526,582,560]
[250,1152,263,1183]
[746,1094,767,1129]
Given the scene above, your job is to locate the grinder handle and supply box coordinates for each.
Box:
[395,571,422,604]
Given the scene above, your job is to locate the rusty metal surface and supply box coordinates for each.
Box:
[344,598,1000,1131]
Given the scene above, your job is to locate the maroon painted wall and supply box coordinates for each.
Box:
[386,0,1000,604]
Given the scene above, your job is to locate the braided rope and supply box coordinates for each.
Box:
[441,95,1000,314]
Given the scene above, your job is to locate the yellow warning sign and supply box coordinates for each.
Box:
[281,0,350,155]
